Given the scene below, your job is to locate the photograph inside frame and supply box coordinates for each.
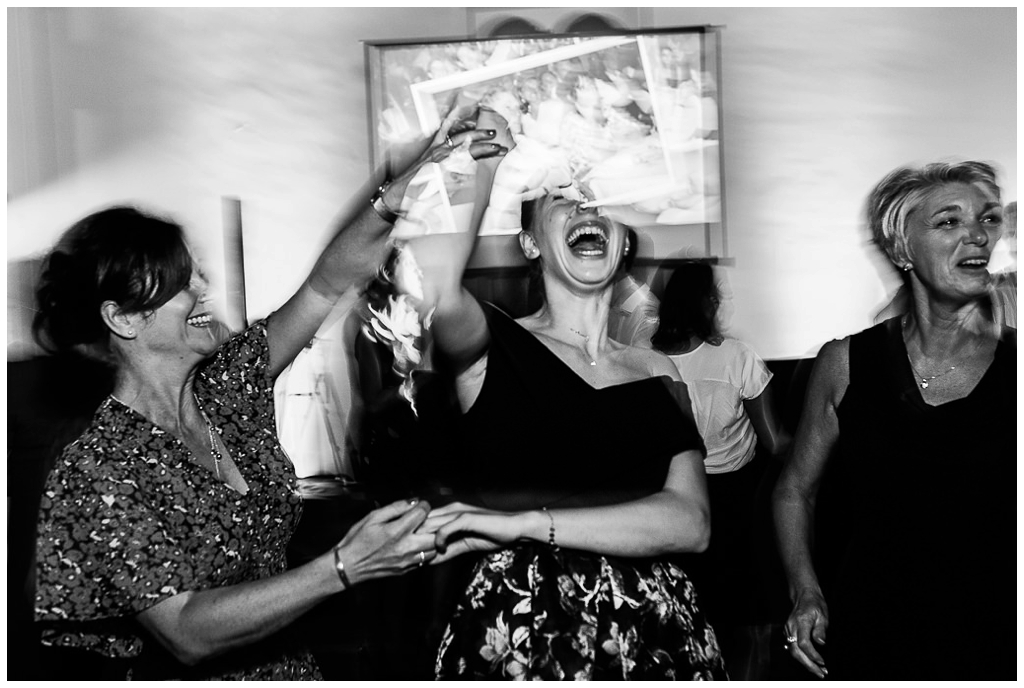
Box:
[368,29,722,258]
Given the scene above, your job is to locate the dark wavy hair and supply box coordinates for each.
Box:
[33,206,193,362]
[651,261,720,352]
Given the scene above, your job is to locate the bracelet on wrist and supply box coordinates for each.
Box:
[333,546,352,590]
[370,181,402,224]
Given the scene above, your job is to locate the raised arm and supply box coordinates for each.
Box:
[266,122,505,379]
[771,337,849,678]
[409,109,517,372]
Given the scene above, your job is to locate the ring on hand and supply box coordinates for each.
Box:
[444,135,455,149]
[786,634,798,644]
[417,551,426,567]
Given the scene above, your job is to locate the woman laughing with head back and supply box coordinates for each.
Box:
[408,127,726,680]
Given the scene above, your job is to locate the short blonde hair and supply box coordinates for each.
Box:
[867,161,1001,268]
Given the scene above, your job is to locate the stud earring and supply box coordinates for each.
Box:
[902,263,912,272]
[127,329,135,336]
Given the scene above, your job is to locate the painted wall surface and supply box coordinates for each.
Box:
[8,7,1017,363]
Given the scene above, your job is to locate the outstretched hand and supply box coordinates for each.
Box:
[332,498,438,586]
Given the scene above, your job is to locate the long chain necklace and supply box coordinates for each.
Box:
[568,326,597,366]
[194,395,223,480]
[109,392,223,479]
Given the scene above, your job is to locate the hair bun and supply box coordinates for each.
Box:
[34,250,105,353]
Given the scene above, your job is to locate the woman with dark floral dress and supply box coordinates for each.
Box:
[31,120,507,679]
[406,122,726,679]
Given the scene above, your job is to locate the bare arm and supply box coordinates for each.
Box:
[266,125,504,379]
[411,156,499,372]
[136,499,434,666]
[423,448,710,560]
[743,380,793,457]
[771,337,849,678]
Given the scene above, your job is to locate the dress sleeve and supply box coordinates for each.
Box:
[195,319,276,432]
[35,441,203,658]
[736,339,773,401]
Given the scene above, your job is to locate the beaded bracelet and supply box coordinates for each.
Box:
[370,182,402,224]
[333,546,352,590]
[541,507,558,550]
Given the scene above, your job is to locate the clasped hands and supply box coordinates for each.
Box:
[415,502,530,565]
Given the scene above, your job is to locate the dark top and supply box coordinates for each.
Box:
[34,321,319,680]
[448,303,705,512]
[827,318,1016,679]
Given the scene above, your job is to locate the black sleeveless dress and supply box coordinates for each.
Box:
[825,319,1016,679]
[434,304,725,680]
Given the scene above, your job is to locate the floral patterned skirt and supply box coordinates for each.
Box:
[435,545,726,680]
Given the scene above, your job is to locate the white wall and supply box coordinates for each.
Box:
[8,7,1017,360]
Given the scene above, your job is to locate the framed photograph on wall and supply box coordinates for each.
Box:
[365,26,725,268]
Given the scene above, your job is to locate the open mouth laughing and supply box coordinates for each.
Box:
[956,256,989,271]
[187,313,213,328]
[565,220,609,258]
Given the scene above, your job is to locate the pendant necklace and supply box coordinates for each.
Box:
[195,395,223,479]
[901,316,958,390]
[906,355,956,389]
[568,326,598,366]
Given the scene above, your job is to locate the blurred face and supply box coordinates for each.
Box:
[137,267,222,363]
[905,182,1003,304]
[526,196,627,291]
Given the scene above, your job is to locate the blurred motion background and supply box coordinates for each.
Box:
[9,7,1015,360]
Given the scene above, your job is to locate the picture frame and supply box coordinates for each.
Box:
[364,26,725,268]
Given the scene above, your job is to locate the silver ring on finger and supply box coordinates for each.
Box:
[785,634,798,644]
[417,551,426,567]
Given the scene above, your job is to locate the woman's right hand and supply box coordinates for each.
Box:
[784,588,830,678]
[331,498,437,586]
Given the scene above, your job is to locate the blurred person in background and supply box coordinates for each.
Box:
[652,260,791,679]
[773,160,1015,679]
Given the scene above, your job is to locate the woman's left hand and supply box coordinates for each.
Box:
[418,502,526,563]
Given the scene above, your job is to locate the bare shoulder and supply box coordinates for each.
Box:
[808,336,851,407]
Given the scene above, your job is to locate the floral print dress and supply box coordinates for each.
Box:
[435,305,726,680]
[34,321,320,680]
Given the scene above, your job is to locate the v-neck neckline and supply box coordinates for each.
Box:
[501,308,669,394]
[106,394,250,495]
[887,318,1002,411]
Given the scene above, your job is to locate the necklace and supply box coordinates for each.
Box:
[109,392,223,480]
[901,316,961,389]
[568,326,597,366]
[195,395,223,480]
[905,354,956,389]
